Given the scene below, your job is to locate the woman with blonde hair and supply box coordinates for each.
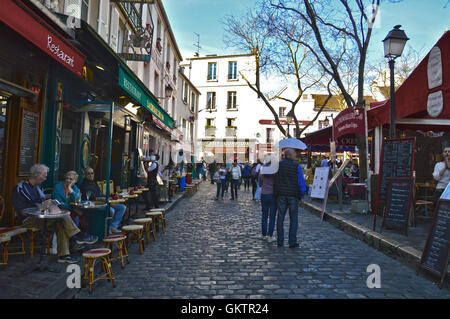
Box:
[53,170,97,245]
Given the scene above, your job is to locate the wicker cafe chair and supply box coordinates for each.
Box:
[82,248,116,294]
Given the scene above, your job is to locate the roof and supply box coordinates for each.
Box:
[312,94,377,111]
[187,53,254,61]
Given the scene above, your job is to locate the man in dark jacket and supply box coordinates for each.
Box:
[79,167,125,234]
[274,148,306,248]
[145,155,160,209]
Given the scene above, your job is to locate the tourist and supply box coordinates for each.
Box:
[242,162,251,191]
[258,158,277,242]
[432,146,450,203]
[230,161,241,200]
[215,164,227,200]
[274,149,306,248]
[11,164,95,263]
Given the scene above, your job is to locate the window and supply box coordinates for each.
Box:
[227,91,237,109]
[191,92,195,112]
[228,61,237,80]
[226,118,236,136]
[183,81,188,103]
[279,107,286,118]
[266,128,274,143]
[227,118,236,127]
[207,62,217,80]
[206,118,215,127]
[207,92,216,110]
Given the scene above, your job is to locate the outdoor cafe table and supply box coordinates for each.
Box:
[70,202,108,240]
[23,208,70,272]
[345,183,367,199]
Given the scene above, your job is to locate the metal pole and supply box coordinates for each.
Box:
[364,104,372,214]
[105,102,114,235]
[389,59,396,138]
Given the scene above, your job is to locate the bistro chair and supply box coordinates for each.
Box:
[145,208,166,233]
[0,235,11,267]
[103,235,128,269]
[82,248,116,294]
[121,224,144,255]
[0,197,29,258]
[133,217,154,244]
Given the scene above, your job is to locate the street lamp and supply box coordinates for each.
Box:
[383,25,409,138]
[286,109,295,137]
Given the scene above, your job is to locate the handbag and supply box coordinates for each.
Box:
[156,174,164,186]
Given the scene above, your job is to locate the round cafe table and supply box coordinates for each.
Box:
[70,202,108,239]
[23,207,70,272]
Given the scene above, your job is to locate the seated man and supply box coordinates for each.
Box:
[79,167,125,234]
[11,164,97,264]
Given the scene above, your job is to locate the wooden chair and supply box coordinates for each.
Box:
[82,248,116,294]
[145,208,166,233]
[0,235,11,267]
[133,217,154,244]
[121,224,144,254]
[103,235,128,269]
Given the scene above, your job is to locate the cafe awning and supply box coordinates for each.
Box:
[304,126,356,152]
[1,0,86,77]
[368,30,450,130]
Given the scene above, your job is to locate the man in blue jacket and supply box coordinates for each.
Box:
[274,148,306,248]
[242,162,251,191]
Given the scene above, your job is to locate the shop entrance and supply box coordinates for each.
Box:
[0,94,10,194]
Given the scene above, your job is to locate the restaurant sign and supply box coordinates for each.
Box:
[1,0,86,77]
[118,53,151,62]
[332,107,365,141]
[119,65,174,129]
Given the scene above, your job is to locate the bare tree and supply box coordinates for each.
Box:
[223,5,332,138]
[369,45,424,100]
[271,0,381,181]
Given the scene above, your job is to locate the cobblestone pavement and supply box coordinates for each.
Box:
[75,183,450,299]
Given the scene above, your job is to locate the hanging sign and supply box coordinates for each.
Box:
[333,107,365,142]
[118,53,151,62]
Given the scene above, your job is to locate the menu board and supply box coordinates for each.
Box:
[419,199,450,287]
[381,177,412,235]
[377,138,415,202]
[19,110,39,176]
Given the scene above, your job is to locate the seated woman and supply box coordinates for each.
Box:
[53,171,97,243]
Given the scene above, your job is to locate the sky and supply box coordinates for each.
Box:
[163,0,449,63]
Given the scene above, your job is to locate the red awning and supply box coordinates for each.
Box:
[368,31,450,129]
[1,0,86,77]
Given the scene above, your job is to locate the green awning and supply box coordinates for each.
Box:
[118,65,173,130]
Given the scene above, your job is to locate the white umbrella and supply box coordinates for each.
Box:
[276,138,307,150]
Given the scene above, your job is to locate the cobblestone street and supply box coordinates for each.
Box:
[75,183,450,299]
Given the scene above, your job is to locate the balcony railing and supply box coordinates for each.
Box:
[205,126,216,136]
[226,127,237,137]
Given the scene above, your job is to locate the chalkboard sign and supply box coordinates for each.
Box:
[374,137,415,231]
[381,177,412,235]
[377,138,415,202]
[19,110,39,176]
[419,199,450,288]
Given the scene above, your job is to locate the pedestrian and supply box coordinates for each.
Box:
[251,160,262,200]
[225,163,232,193]
[321,156,329,167]
[209,160,217,184]
[144,155,160,209]
[242,162,251,190]
[432,146,450,204]
[274,148,306,248]
[215,164,227,200]
[230,161,241,200]
[259,158,277,242]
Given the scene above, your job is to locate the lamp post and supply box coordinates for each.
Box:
[383,25,409,138]
[286,110,295,137]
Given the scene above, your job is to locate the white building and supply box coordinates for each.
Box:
[184,53,341,163]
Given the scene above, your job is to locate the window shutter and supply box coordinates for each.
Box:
[64,0,82,19]
[98,0,110,42]
[109,6,119,52]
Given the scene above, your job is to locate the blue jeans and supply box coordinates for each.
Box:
[110,204,126,229]
[231,179,239,199]
[216,179,225,198]
[276,196,299,246]
[261,194,277,237]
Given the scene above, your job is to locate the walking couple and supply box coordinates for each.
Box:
[213,161,241,200]
[259,149,306,248]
